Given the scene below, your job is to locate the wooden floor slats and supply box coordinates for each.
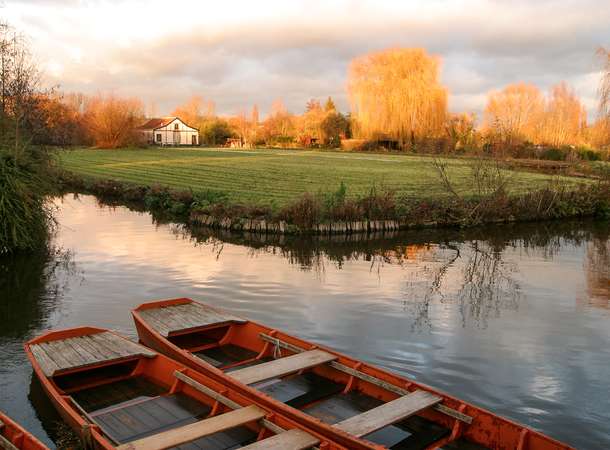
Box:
[139,302,246,337]
[241,429,320,450]
[229,350,337,385]
[334,390,442,438]
[30,332,156,376]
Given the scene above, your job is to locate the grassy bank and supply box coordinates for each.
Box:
[57,147,609,233]
[58,147,583,206]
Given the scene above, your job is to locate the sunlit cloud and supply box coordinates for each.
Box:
[4,0,609,116]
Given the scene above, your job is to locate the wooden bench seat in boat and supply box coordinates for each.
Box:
[229,350,337,385]
[116,404,265,450]
[240,428,320,450]
[334,390,442,438]
[137,302,246,337]
[29,331,155,376]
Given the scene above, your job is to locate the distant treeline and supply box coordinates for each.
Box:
[29,46,610,159]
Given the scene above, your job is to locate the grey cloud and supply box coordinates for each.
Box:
[29,0,610,116]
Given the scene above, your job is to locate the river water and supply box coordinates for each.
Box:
[1,194,609,449]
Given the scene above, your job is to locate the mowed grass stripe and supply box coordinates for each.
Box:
[59,148,583,206]
[67,166,303,202]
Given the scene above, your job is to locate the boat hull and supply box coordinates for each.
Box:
[0,411,48,450]
[132,298,575,450]
[25,326,347,450]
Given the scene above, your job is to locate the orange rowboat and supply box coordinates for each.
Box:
[25,326,347,450]
[0,411,48,450]
[133,298,575,450]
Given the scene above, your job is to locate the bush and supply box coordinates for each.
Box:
[539,147,567,161]
[278,193,322,229]
[577,149,602,161]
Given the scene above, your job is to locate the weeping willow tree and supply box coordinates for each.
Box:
[347,48,448,149]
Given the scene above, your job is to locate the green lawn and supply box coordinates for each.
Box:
[58,148,583,206]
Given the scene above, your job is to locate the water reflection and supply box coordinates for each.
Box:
[584,236,610,309]
[0,194,608,449]
[185,220,609,329]
[0,246,78,448]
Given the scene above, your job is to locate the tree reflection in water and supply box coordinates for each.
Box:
[184,219,609,329]
[584,230,610,309]
[401,241,521,330]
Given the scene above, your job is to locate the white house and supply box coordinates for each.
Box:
[136,116,199,146]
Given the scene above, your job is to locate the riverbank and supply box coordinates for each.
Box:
[56,147,610,234]
[56,169,609,235]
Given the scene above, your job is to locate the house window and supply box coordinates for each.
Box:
[156,133,162,143]
[174,123,179,130]
[192,135,197,145]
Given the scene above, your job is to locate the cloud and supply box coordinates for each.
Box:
[4,0,609,116]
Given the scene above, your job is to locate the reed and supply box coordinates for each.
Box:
[0,149,54,254]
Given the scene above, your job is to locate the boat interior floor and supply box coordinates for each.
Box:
[190,343,489,450]
[71,377,257,449]
[194,344,264,369]
[441,440,490,450]
[253,372,450,450]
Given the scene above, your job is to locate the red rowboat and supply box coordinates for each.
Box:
[25,326,346,450]
[0,411,48,450]
[133,297,575,450]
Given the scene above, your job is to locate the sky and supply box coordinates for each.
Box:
[4,0,610,118]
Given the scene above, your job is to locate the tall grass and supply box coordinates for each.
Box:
[0,148,54,254]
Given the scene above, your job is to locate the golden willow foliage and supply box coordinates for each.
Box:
[541,82,587,147]
[348,48,447,147]
[483,83,545,145]
[172,95,215,128]
[484,82,587,147]
[84,94,144,148]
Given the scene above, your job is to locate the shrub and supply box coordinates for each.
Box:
[540,147,567,161]
[278,193,322,229]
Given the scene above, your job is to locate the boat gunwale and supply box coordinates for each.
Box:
[0,411,49,450]
[131,297,576,450]
[25,325,343,450]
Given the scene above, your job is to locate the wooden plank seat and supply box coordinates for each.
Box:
[229,350,337,385]
[29,331,155,377]
[138,302,246,337]
[258,334,473,425]
[241,429,320,450]
[89,393,210,444]
[116,404,266,450]
[334,390,442,438]
[0,434,20,450]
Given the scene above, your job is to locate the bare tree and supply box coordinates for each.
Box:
[541,82,586,146]
[83,93,143,148]
[172,95,204,126]
[483,82,545,146]
[0,21,41,151]
[598,47,610,118]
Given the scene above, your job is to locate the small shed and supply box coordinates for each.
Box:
[136,116,199,146]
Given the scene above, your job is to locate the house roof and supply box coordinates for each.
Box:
[136,116,199,131]
[136,117,177,130]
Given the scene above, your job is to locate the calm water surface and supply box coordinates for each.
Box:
[1,194,609,449]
